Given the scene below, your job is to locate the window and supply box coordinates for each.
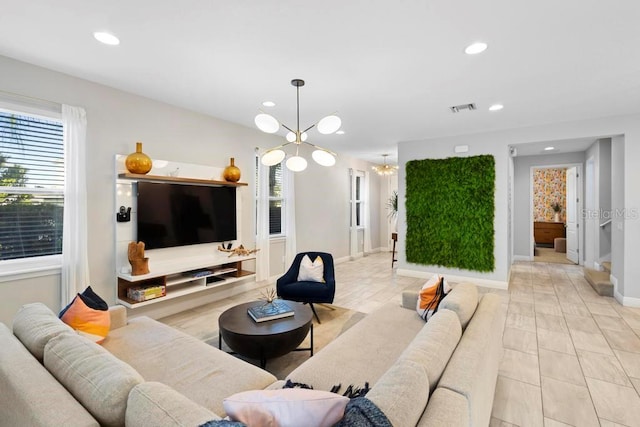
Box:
[0,111,64,261]
[350,170,365,227]
[256,157,285,237]
[268,163,284,235]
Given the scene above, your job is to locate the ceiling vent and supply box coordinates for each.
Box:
[450,103,477,113]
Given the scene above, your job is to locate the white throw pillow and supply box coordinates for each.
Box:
[223,389,348,427]
[297,255,325,282]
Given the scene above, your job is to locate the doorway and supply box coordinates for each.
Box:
[530,164,582,265]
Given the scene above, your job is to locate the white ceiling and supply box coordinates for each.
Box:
[1,1,639,165]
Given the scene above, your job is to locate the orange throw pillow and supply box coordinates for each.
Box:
[416,275,451,321]
[60,286,110,343]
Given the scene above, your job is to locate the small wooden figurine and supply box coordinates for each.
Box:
[128,241,150,275]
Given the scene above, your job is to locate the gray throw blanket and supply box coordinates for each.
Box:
[334,397,393,427]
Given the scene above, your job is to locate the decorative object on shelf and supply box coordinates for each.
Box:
[167,167,180,177]
[127,285,166,302]
[551,201,562,222]
[218,244,260,257]
[116,206,131,222]
[125,142,153,174]
[259,287,278,304]
[256,79,340,172]
[223,157,241,182]
[247,299,294,323]
[372,154,399,176]
[127,241,150,275]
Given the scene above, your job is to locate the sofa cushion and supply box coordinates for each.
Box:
[44,333,144,427]
[286,301,424,391]
[0,323,99,427]
[418,387,469,427]
[223,389,349,427]
[126,382,220,427]
[102,316,277,416]
[400,309,462,393]
[366,359,429,427]
[12,302,73,361]
[439,282,478,329]
[436,293,504,427]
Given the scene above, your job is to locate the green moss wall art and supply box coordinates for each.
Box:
[405,154,495,272]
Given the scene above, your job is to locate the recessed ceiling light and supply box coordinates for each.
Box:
[465,42,488,55]
[336,130,345,135]
[262,101,275,107]
[93,31,120,46]
[488,104,504,111]
[544,146,555,151]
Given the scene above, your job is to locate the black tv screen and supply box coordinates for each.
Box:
[136,182,237,250]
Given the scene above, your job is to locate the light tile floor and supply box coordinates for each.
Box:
[161,252,640,427]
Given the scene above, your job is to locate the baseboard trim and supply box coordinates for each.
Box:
[334,255,351,265]
[512,255,532,262]
[396,269,508,290]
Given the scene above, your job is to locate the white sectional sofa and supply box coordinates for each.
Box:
[0,283,503,426]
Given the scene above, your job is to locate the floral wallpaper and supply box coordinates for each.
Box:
[534,168,566,222]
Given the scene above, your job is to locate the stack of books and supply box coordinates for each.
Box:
[127,285,166,302]
[248,300,294,323]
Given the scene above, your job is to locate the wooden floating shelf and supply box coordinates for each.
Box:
[118,173,248,187]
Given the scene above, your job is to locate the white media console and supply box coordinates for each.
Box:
[116,253,256,308]
[114,155,255,309]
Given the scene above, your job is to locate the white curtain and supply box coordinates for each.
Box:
[255,156,270,282]
[60,105,89,308]
[363,171,372,254]
[283,167,297,268]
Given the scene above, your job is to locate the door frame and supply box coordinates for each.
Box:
[529,163,584,264]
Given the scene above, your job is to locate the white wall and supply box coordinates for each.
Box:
[598,139,612,259]
[611,136,625,298]
[398,114,640,304]
[0,55,385,324]
[513,152,585,259]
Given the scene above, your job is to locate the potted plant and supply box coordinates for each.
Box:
[387,190,398,219]
[551,201,562,222]
[387,190,398,232]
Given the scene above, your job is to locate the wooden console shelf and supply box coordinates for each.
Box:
[117,255,255,308]
[534,221,565,245]
[118,173,248,187]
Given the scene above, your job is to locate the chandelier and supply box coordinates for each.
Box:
[372,154,399,176]
[255,79,340,172]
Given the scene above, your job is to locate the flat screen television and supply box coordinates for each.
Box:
[136,182,237,250]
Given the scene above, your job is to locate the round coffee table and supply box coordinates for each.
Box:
[218,301,313,369]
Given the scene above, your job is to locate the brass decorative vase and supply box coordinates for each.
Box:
[125,142,153,175]
[223,157,241,182]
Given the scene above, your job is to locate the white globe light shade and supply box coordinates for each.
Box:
[317,115,342,134]
[255,113,280,133]
[286,132,296,142]
[286,156,308,172]
[301,132,308,141]
[261,149,286,166]
[312,150,336,167]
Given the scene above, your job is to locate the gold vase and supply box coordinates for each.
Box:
[223,157,241,182]
[125,142,153,175]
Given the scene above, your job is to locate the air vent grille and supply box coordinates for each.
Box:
[450,103,477,113]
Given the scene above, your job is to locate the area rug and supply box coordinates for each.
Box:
[205,305,366,379]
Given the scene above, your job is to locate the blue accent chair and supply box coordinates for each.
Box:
[276,252,336,323]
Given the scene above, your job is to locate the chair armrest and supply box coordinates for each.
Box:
[109,305,127,330]
[402,291,419,310]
